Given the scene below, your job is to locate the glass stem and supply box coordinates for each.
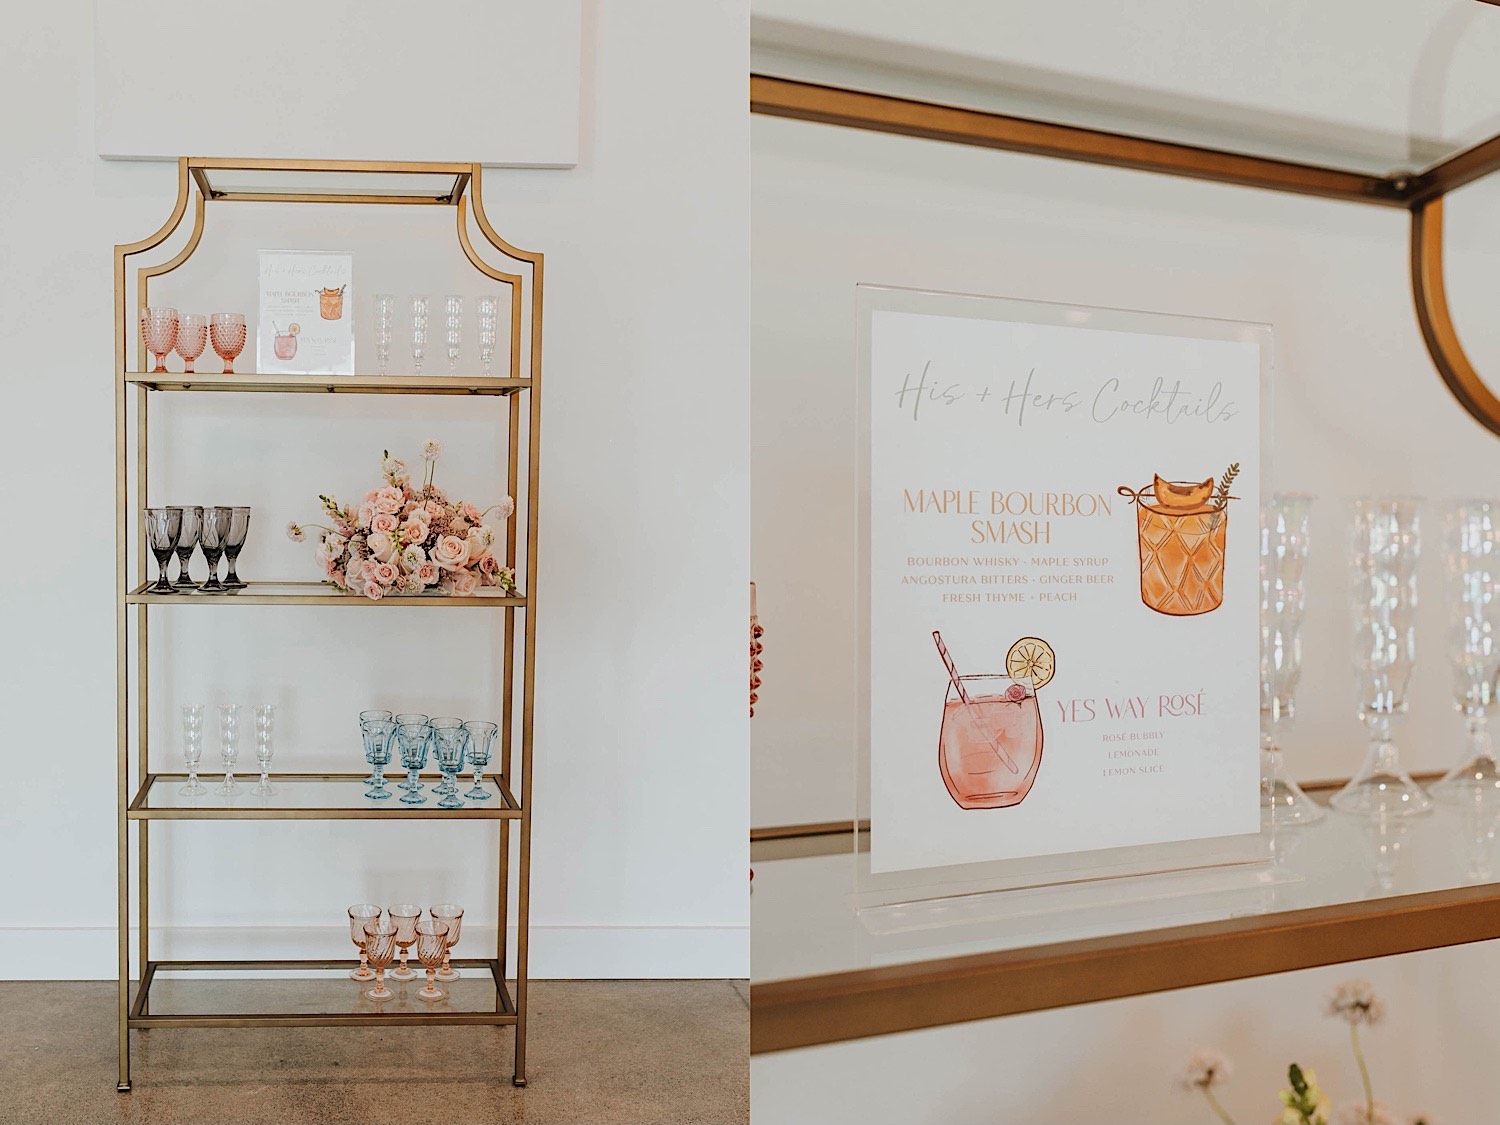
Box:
[408,767,420,791]
[359,950,369,974]
[1468,713,1494,763]
[442,952,452,976]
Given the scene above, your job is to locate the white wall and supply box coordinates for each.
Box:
[0,0,749,979]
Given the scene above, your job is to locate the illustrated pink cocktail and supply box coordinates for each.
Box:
[273,333,297,360]
[938,675,1044,809]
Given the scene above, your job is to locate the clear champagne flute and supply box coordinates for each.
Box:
[444,295,463,373]
[374,294,394,375]
[1431,499,1500,802]
[252,704,275,795]
[1331,497,1433,817]
[410,296,429,375]
[179,704,205,796]
[218,704,242,795]
[1260,494,1322,825]
[171,505,202,590]
[476,295,499,376]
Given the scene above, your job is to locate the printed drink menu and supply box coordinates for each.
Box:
[863,287,1265,875]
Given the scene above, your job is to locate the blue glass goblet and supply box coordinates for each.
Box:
[429,717,467,809]
[393,714,431,804]
[462,721,498,800]
[360,718,396,800]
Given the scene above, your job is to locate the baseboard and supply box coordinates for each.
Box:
[0,924,748,981]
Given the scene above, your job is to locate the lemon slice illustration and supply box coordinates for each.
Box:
[1005,635,1056,691]
[1152,473,1214,510]
[289,322,301,335]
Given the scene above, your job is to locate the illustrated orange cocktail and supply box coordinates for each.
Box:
[318,286,346,320]
[933,633,1055,809]
[1121,471,1237,617]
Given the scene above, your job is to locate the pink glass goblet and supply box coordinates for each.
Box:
[414,920,449,1002]
[175,313,207,373]
[209,313,247,374]
[140,307,179,374]
[362,921,398,1002]
[347,904,381,981]
[388,904,420,981]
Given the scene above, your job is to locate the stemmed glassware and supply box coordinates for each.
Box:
[388,904,421,982]
[1260,494,1322,825]
[431,904,464,982]
[218,704,242,795]
[477,295,499,376]
[362,920,398,1001]
[394,714,431,804]
[179,705,205,796]
[140,307,179,373]
[1431,500,1500,802]
[209,313,247,374]
[175,313,207,374]
[463,721,497,800]
[143,508,183,594]
[171,506,202,589]
[374,294,394,375]
[359,711,396,799]
[198,506,231,592]
[429,717,467,809]
[410,296,430,375]
[414,920,450,1002]
[1332,497,1433,817]
[348,904,382,981]
[444,295,463,373]
[221,507,252,590]
[252,705,275,795]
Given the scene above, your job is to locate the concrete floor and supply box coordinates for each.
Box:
[0,979,749,1124]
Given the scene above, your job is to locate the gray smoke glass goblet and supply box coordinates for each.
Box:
[143,508,183,594]
[222,506,252,590]
[198,506,232,592]
[171,505,202,590]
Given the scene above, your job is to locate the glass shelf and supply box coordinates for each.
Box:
[128,772,519,820]
[750,796,1500,1051]
[187,160,473,206]
[124,581,525,608]
[124,372,528,396]
[130,959,516,1029]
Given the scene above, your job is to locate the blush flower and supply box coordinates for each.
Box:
[1326,979,1385,1026]
[1177,1049,1232,1093]
[356,502,377,529]
[432,534,471,570]
[416,560,440,586]
[364,581,386,602]
[400,518,428,545]
[496,496,515,519]
[371,561,399,587]
[460,501,483,523]
[370,511,399,534]
[367,531,398,564]
[477,553,498,577]
[285,521,306,543]
[451,568,479,596]
[423,439,443,462]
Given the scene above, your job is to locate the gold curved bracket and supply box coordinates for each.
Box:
[114,159,193,374]
[456,197,526,379]
[135,190,208,370]
[1410,196,1500,438]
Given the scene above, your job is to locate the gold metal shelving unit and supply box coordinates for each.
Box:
[113,157,543,1090]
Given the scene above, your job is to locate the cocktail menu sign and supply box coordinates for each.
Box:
[861,286,1266,876]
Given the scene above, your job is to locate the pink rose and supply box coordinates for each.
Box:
[400,518,428,544]
[343,567,366,597]
[402,500,418,518]
[356,502,377,529]
[367,531,397,563]
[370,512,398,534]
[330,568,344,587]
[424,500,444,519]
[431,534,471,570]
[365,582,386,602]
[323,556,339,576]
[477,553,498,576]
[451,568,479,596]
[416,560,440,586]
[374,486,404,515]
[450,517,468,536]
[364,489,381,504]
[460,502,483,523]
[372,562,399,587]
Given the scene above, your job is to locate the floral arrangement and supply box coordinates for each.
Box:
[1178,979,1432,1125]
[287,440,517,602]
